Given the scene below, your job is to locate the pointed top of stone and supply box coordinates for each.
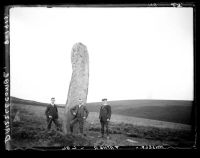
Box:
[72,42,86,49]
[71,42,89,67]
[72,42,87,51]
[75,42,85,46]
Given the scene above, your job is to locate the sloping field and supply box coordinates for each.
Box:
[11,103,191,131]
[86,100,193,125]
[11,96,193,125]
[87,112,191,131]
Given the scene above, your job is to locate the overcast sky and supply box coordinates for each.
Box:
[10,7,193,104]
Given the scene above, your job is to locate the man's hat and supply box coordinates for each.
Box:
[102,98,107,101]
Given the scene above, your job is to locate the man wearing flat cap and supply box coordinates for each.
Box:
[99,98,112,139]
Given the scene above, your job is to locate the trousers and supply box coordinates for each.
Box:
[47,117,60,130]
[100,120,109,136]
[70,118,84,134]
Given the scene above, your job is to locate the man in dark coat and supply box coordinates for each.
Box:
[45,97,61,131]
[70,98,89,136]
[99,98,111,139]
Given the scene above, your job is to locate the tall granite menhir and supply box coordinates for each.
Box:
[64,43,89,134]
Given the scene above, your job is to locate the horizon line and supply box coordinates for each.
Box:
[10,96,194,105]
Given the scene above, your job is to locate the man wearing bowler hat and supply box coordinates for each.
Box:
[99,98,112,139]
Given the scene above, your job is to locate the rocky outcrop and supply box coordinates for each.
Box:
[13,111,20,122]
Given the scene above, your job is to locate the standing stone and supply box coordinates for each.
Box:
[64,43,89,134]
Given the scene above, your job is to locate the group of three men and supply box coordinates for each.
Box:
[45,97,112,138]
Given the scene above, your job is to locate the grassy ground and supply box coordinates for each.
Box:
[10,103,194,149]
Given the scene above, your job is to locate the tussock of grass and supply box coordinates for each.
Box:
[11,105,92,148]
[12,121,91,147]
[88,122,193,145]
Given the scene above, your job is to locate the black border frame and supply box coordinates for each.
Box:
[2,2,198,151]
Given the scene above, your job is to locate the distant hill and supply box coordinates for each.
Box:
[86,99,192,109]
[86,100,193,125]
[10,96,49,107]
[10,96,193,125]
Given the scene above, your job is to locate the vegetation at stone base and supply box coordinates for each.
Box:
[10,103,194,149]
[11,107,91,148]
